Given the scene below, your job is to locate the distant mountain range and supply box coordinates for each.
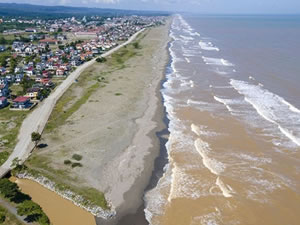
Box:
[0,3,170,18]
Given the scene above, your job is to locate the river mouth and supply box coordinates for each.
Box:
[12,177,96,225]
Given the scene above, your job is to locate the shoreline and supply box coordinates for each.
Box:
[96,20,172,225]
[2,21,171,225]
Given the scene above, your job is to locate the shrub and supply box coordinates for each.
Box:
[64,160,72,165]
[96,57,107,63]
[0,212,5,224]
[72,154,82,161]
[71,162,82,168]
[133,42,141,49]
[115,93,122,96]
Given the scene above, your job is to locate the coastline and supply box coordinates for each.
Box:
[8,19,173,225]
[96,20,172,224]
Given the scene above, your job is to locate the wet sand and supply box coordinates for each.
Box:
[14,178,96,225]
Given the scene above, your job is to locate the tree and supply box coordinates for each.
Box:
[61,55,68,63]
[31,132,41,146]
[58,45,65,50]
[9,56,17,73]
[0,179,19,200]
[96,57,106,63]
[20,75,35,94]
[17,200,42,217]
[0,212,5,224]
[17,200,50,225]
[37,88,50,100]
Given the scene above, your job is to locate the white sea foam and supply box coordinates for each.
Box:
[236,153,272,164]
[281,98,300,114]
[191,124,202,136]
[202,56,234,66]
[168,165,208,201]
[214,69,229,75]
[187,99,208,106]
[192,208,223,225]
[210,85,234,89]
[230,79,300,146]
[194,139,225,175]
[185,57,191,63]
[213,96,234,112]
[180,35,194,41]
[216,177,235,198]
[199,41,220,51]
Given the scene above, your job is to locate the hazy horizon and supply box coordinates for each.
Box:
[0,0,300,15]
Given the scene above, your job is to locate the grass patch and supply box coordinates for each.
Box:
[0,107,28,151]
[45,83,100,132]
[115,93,122,96]
[0,151,9,166]
[9,85,23,96]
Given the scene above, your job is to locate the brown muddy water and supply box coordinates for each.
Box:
[143,15,300,225]
[13,178,96,225]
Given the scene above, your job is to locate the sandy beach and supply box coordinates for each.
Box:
[25,20,171,224]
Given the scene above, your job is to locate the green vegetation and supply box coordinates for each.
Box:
[19,76,35,95]
[17,200,49,225]
[115,93,122,96]
[0,52,11,67]
[46,82,100,132]
[71,162,82,168]
[0,107,29,154]
[0,178,50,225]
[133,41,141,49]
[31,132,41,147]
[72,154,82,161]
[96,57,107,63]
[0,205,24,225]
[63,159,72,165]
[0,152,9,166]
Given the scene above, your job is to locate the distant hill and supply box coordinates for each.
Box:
[0,3,170,18]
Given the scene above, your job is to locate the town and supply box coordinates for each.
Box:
[0,15,163,110]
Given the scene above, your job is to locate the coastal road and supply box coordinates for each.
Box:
[0,29,145,178]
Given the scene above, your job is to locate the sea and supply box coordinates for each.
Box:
[144,14,300,225]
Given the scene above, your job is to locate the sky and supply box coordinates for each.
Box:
[1,0,300,14]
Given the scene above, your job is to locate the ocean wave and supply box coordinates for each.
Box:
[199,41,220,51]
[216,177,235,198]
[185,57,191,63]
[213,96,234,112]
[191,124,219,137]
[180,35,194,41]
[194,139,226,175]
[230,79,300,146]
[202,56,234,66]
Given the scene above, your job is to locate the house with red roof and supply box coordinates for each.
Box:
[11,96,33,110]
[39,39,59,45]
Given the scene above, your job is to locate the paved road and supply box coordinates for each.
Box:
[0,198,31,224]
[0,29,144,178]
